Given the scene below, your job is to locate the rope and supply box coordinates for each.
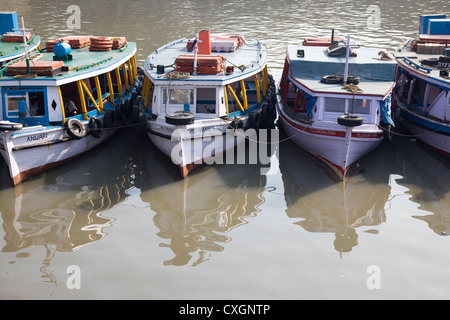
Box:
[377,121,450,138]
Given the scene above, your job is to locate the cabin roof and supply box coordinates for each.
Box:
[287,45,397,96]
[0,40,137,84]
[144,36,267,84]
[0,34,41,63]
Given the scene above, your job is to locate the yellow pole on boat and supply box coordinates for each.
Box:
[131,55,138,79]
[224,86,229,115]
[106,72,115,105]
[253,74,261,103]
[141,77,148,106]
[80,80,100,112]
[127,59,134,88]
[94,76,104,113]
[76,80,88,120]
[262,65,269,96]
[227,85,244,112]
[240,80,248,110]
[58,86,66,123]
[115,67,123,100]
[143,77,151,108]
[122,63,130,90]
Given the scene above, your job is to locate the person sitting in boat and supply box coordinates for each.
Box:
[64,96,77,117]
[29,95,39,116]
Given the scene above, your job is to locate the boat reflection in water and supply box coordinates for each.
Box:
[392,138,450,237]
[279,132,391,257]
[138,141,272,267]
[0,129,141,282]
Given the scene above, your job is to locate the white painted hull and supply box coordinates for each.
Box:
[147,118,248,177]
[277,104,384,179]
[400,116,450,157]
[0,122,116,185]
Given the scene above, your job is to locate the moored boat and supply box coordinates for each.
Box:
[393,14,450,157]
[277,31,397,179]
[141,30,277,178]
[0,16,142,186]
[0,12,40,68]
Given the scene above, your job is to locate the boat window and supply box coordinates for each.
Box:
[348,99,370,114]
[196,88,216,114]
[4,89,46,118]
[6,96,24,116]
[324,97,346,112]
[163,88,194,106]
[426,84,442,107]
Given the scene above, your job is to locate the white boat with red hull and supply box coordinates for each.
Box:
[277,32,397,179]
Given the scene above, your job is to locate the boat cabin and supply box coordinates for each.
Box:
[142,32,270,121]
[280,45,397,126]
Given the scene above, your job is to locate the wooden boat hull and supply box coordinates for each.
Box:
[396,101,450,157]
[277,101,384,179]
[0,120,116,186]
[147,118,249,177]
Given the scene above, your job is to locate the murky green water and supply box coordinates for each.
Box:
[1,0,449,300]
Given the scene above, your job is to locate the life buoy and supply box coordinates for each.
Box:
[420,58,439,66]
[230,117,243,130]
[165,111,195,125]
[65,118,86,139]
[104,109,118,127]
[337,114,363,127]
[321,75,360,85]
[248,110,261,129]
[89,117,103,138]
[115,103,126,121]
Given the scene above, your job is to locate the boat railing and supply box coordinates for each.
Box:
[398,57,432,73]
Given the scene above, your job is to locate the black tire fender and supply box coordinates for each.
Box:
[104,109,118,128]
[65,118,86,139]
[337,114,364,127]
[89,117,103,138]
[165,111,195,125]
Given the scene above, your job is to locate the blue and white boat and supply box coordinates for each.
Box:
[393,14,450,157]
[277,33,397,179]
[141,31,277,178]
[0,14,141,185]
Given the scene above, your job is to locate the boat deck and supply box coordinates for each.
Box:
[287,45,397,97]
[144,36,267,84]
[395,44,450,87]
[0,34,41,64]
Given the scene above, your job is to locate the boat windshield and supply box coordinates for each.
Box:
[324,97,370,114]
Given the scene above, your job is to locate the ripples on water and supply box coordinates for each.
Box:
[0,0,449,299]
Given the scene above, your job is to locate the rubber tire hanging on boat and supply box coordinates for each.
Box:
[115,103,126,122]
[65,118,86,139]
[320,75,360,85]
[89,117,103,138]
[337,114,364,127]
[165,111,195,125]
[104,109,118,127]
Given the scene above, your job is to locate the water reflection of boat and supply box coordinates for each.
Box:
[279,132,391,256]
[0,129,141,255]
[390,137,450,236]
[137,142,269,266]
